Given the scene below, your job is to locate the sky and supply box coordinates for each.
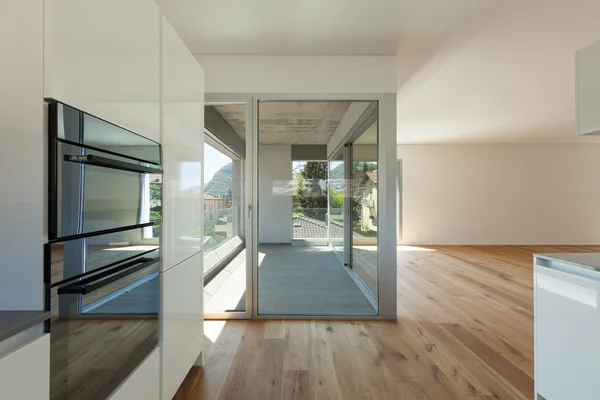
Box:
[204,143,232,184]
[178,143,231,190]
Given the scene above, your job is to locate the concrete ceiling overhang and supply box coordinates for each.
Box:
[214,101,352,145]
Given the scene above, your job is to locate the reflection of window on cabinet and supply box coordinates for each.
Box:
[142,173,162,239]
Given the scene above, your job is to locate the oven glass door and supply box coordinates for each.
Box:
[49,244,159,400]
[53,142,162,239]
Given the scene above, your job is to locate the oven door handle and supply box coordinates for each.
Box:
[64,154,163,174]
[57,257,159,295]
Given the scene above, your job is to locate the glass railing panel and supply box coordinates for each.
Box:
[204,206,239,253]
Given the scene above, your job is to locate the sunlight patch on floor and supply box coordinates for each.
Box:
[204,320,227,343]
[397,245,436,252]
[104,245,159,251]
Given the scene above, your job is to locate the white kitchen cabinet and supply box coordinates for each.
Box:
[161,253,204,400]
[0,0,45,310]
[161,15,205,271]
[0,334,50,400]
[535,257,600,400]
[576,39,600,135]
[44,0,161,142]
[108,348,160,400]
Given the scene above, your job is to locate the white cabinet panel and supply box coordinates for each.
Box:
[576,39,600,135]
[161,253,204,400]
[0,0,45,310]
[108,348,159,400]
[535,264,600,399]
[161,16,205,270]
[44,0,161,141]
[0,334,49,400]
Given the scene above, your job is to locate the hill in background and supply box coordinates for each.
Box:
[205,162,232,197]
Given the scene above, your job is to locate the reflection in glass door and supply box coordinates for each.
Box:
[349,120,378,299]
[328,152,345,265]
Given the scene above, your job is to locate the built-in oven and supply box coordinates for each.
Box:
[45,102,162,400]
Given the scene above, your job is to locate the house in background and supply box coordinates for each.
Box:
[359,170,378,233]
[203,193,221,212]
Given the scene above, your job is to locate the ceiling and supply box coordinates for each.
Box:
[159,0,600,144]
[396,0,600,144]
[213,104,246,139]
[156,0,501,55]
[215,102,352,145]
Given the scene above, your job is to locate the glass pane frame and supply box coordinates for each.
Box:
[203,97,254,320]
[205,93,397,320]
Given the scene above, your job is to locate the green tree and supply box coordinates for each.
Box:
[296,162,328,221]
[149,182,162,237]
[330,188,343,209]
[204,226,225,250]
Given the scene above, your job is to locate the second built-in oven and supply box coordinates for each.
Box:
[46,102,162,400]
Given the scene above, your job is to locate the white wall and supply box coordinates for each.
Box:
[0,0,45,310]
[398,144,600,245]
[197,55,396,94]
[259,145,292,243]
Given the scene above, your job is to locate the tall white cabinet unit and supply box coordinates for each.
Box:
[0,335,50,400]
[42,1,205,399]
[160,15,205,400]
[44,0,161,142]
[0,0,45,311]
[0,1,48,398]
[576,39,600,135]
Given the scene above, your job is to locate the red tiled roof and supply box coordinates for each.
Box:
[366,170,378,184]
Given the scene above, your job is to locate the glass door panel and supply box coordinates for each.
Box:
[203,103,248,315]
[350,120,379,298]
[256,100,376,316]
[328,152,345,265]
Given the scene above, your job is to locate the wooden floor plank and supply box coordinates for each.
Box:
[281,370,312,400]
[175,245,600,400]
[282,321,309,371]
[264,320,286,339]
[183,321,247,400]
[442,323,534,398]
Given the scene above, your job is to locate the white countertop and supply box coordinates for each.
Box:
[535,252,600,273]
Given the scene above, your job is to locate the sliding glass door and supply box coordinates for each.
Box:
[349,120,379,299]
[203,102,250,317]
[205,93,396,319]
[328,151,345,265]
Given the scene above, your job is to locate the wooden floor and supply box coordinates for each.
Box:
[352,245,378,295]
[174,245,600,400]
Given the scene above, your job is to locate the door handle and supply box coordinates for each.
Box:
[248,204,252,219]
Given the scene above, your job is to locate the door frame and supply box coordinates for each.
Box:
[206,93,397,320]
[204,94,254,320]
